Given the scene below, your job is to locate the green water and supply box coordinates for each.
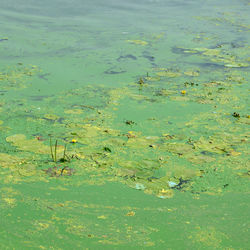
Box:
[0,0,249,249]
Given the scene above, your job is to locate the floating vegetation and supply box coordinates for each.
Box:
[0,64,39,89]
[156,70,182,77]
[1,65,248,193]
[173,46,249,68]
[184,70,200,77]
[1,64,249,200]
[42,166,75,177]
[126,39,148,46]
[6,134,50,154]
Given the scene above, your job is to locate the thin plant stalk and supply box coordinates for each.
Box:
[63,143,67,161]
[54,140,58,163]
[49,136,54,162]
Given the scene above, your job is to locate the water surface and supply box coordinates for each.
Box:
[0,0,249,248]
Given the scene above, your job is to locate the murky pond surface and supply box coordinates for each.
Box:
[0,0,249,248]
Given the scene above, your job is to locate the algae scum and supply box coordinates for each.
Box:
[0,0,250,248]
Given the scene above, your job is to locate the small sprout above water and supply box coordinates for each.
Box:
[125,120,135,125]
[138,77,145,85]
[49,135,56,162]
[59,143,71,162]
[49,136,70,163]
[184,81,198,86]
[232,112,240,118]
[103,146,112,153]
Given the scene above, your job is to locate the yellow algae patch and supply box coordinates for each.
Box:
[194,136,233,154]
[170,95,190,102]
[0,153,38,181]
[74,151,85,159]
[144,76,161,81]
[127,93,151,101]
[224,62,249,68]
[157,89,175,96]
[44,114,60,120]
[191,227,227,248]
[64,109,83,114]
[156,71,181,77]
[0,64,40,89]
[6,134,50,154]
[126,40,148,46]
[153,32,165,39]
[66,224,86,236]
[184,71,200,76]
[126,136,158,149]
[184,153,215,164]
[72,124,102,139]
[0,153,23,168]
[34,221,50,231]
[162,142,194,155]
[108,87,130,104]
[202,48,221,56]
[237,117,250,125]
[18,163,37,177]
[64,148,87,159]
[2,197,16,207]
[97,215,107,219]
[126,211,135,216]
[49,186,68,191]
[157,189,174,199]
[172,167,200,180]
[0,187,19,208]
[229,151,241,157]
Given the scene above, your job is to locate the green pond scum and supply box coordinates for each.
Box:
[0,0,249,249]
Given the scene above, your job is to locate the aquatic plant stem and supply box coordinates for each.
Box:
[49,136,54,162]
[54,140,58,163]
[63,143,67,161]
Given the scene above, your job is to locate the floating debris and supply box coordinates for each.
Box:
[168,181,178,188]
[135,183,146,190]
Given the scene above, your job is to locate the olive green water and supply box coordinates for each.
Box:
[0,0,249,249]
